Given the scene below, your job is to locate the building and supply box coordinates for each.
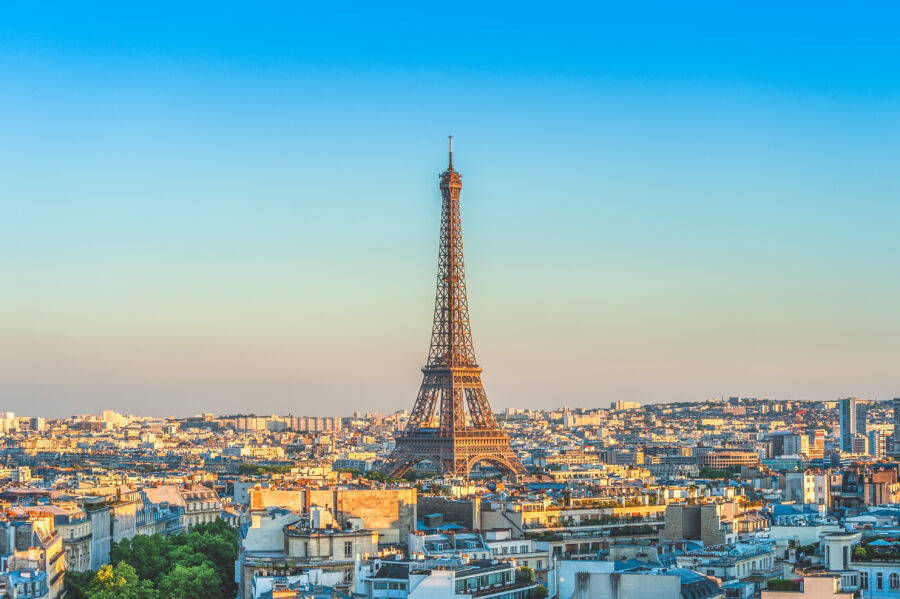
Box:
[0,514,66,599]
[840,398,868,453]
[556,560,723,599]
[851,434,869,456]
[769,432,809,458]
[249,488,417,546]
[359,556,537,599]
[892,398,900,456]
[49,505,92,573]
[674,541,777,590]
[484,530,552,587]
[760,575,851,598]
[784,472,817,505]
[611,401,641,411]
[870,430,888,460]
[808,430,826,460]
[660,504,739,547]
[142,484,222,533]
[290,417,341,433]
[700,449,760,470]
[238,505,378,599]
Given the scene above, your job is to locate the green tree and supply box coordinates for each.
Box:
[173,519,238,589]
[64,569,94,599]
[158,564,221,599]
[86,563,158,599]
[111,534,172,584]
[187,531,238,584]
[168,543,213,569]
[529,585,550,599]
[516,566,536,583]
[98,518,238,599]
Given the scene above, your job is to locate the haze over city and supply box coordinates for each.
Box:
[3,3,899,418]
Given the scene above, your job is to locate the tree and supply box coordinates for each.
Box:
[80,518,238,599]
[188,532,237,584]
[177,519,238,590]
[168,543,212,569]
[529,585,550,599]
[158,564,221,599]
[86,563,158,599]
[516,566,536,583]
[111,534,172,585]
[64,570,94,599]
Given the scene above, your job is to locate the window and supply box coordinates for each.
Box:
[891,572,899,590]
[877,572,883,590]
[860,572,868,590]
[344,541,352,557]
[537,560,542,569]
[373,582,387,590]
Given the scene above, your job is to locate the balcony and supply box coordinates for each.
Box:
[470,581,537,597]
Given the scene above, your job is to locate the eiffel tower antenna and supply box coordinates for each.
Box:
[382,140,525,478]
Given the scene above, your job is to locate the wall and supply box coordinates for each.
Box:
[761,576,844,598]
[407,569,459,599]
[111,500,138,543]
[769,525,840,549]
[557,559,615,599]
[249,489,306,512]
[248,488,417,546]
[89,508,111,570]
[333,489,417,546]
[243,510,299,553]
[418,497,477,529]
[569,571,682,599]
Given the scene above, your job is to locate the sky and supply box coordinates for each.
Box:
[1,2,899,418]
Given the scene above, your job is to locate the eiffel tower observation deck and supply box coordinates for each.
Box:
[382,138,526,478]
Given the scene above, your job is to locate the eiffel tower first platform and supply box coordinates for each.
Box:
[382,139,526,479]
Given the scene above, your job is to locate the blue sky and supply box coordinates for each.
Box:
[1,2,899,417]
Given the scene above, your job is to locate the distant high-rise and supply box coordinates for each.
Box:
[611,401,641,411]
[857,401,869,437]
[839,397,868,453]
[869,429,887,459]
[893,398,900,455]
[807,429,825,459]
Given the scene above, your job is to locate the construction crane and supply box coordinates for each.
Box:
[796,408,807,434]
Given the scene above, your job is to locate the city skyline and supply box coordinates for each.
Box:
[3,3,900,417]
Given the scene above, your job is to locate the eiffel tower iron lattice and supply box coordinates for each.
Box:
[383,138,526,478]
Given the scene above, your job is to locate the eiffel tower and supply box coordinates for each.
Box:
[383,138,526,478]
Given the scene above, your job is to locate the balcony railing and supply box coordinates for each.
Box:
[470,581,537,597]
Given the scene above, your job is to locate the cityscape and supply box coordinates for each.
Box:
[4,3,899,599]
[2,395,900,599]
